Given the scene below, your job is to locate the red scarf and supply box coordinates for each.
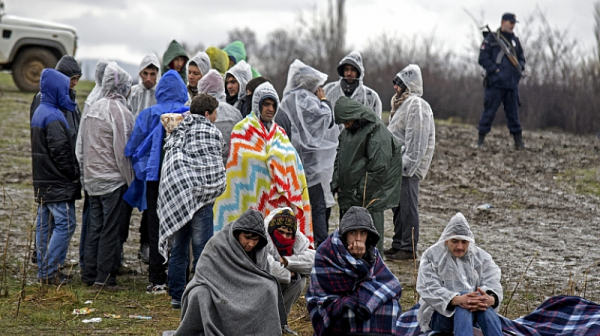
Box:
[271,230,296,257]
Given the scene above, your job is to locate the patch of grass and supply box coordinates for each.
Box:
[557,168,600,196]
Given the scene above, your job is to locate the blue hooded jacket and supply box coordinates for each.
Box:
[30,68,81,202]
[124,70,189,209]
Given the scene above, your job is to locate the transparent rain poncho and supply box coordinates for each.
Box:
[280,59,339,197]
[185,52,212,105]
[128,52,162,117]
[76,62,135,196]
[323,51,382,119]
[206,46,229,77]
[387,64,435,180]
[198,69,243,164]
[416,213,503,332]
[83,58,110,117]
[226,60,252,109]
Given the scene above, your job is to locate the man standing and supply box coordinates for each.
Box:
[416,213,503,336]
[306,207,403,336]
[331,97,402,251]
[225,60,252,114]
[157,94,226,309]
[31,68,81,285]
[280,59,338,246]
[77,63,134,288]
[477,13,526,149]
[129,53,161,117]
[385,64,435,261]
[162,40,189,84]
[323,51,382,119]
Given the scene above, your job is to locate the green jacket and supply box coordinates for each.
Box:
[223,41,261,78]
[162,40,189,84]
[331,97,402,213]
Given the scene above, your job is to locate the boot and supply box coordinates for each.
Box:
[477,134,486,148]
[512,132,525,150]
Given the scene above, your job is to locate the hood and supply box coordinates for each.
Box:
[336,51,365,81]
[206,46,229,77]
[55,55,81,78]
[138,52,161,89]
[101,62,132,98]
[283,59,327,96]
[226,60,252,100]
[198,69,226,102]
[334,96,376,124]
[223,40,247,64]
[252,82,280,119]
[155,70,188,104]
[2,15,77,35]
[94,59,110,86]
[161,40,188,72]
[437,213,475,244]
[339,206,380,246]
[187,51,211,78]
[232,209,269,251]
[396,64,423,97]
[39,68,77,111]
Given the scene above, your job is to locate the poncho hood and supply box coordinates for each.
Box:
[223,40,247,64]
[283,59,328,95]
[161,40,188,82]
[40,68,77,111]
[155,70,188,105]
[396,64,423,97]
[252,82,281,126]
[187,51,211,78]
[206,46,229,77]
[334,96,377,124]
[197,69,226,102]
[336,50,365,81]
[100,62,132,99]
[226,60,252,100]
[437,212,476,245]
[137,52,161,89]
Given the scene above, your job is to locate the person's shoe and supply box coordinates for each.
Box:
[146,283,167,294]
[282,325,298,335]
[171,299,181,310]
[138,244,150,264]
[118,264,134,275]
[477,134,486,148]
[384,247,401,256]
[39,272,72,285]
[91,282,124,292]
[512,132,525,150]
[386,249,417,261]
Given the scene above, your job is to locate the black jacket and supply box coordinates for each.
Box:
[30,68,81,203]
[479,30,526,89]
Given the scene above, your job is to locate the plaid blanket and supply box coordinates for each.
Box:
[396,296,600,336]
[306,229,402,335]
[213,112,313,242]
[157,115,226,260]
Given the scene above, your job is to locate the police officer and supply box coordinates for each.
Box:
[477,13,526,149]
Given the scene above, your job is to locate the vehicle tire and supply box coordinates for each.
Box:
[12,47,59,92]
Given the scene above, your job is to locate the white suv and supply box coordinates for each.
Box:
[0,1,78,92]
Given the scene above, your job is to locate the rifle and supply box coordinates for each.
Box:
[484,25,522,76]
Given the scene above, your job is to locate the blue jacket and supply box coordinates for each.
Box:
[30,68,81,203]
[479,30,525,89]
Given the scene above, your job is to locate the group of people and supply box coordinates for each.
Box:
[29,12,526,336]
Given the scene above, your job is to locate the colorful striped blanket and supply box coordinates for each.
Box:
[213,113,313,243]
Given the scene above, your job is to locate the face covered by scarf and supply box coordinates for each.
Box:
[268,209,298,257]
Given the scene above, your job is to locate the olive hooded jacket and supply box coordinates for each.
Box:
[331,97,402,213]
[161,40,189,84]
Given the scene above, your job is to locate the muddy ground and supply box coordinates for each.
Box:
[0,74,599,334]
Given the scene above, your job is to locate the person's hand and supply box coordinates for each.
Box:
[316,87,326,100]
[495,69,500,73]
[347,241,366,259]
[279,256,288,267]
[290,271,296,278]
[451,289,494,312]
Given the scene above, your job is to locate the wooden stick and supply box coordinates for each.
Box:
[502,250,538,316]
[362,172,368,208]
[91,273,112,305]
[1,186,17,296]
[16,193,38,318]
[411,227,418,303]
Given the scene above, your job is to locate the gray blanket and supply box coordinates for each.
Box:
[175,210,287,336]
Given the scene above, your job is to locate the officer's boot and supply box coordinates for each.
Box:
[477,134,486,148]
[512,132,525,150]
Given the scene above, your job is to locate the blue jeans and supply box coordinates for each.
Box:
[168,204,214,301]
[431,305,503,336]
[36,201,77,279]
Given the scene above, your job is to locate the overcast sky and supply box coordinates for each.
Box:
[8,0,598,66]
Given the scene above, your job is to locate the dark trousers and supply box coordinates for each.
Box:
[391,175,420,252]
[309,184,328,244]
[82,185,128,285]
[140,210,149,246]
[79,191,90,268]
[478,87,522,135]
[146,181,167,285]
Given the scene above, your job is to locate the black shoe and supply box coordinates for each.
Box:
[512,132,525,150]
[138,244,150,264]
[383,247,400,256]
[171,299,181,310]
[39,272,72,285]
[477,134,486,148]
[386,249,417,261]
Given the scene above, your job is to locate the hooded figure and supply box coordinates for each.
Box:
[128,53,162,117]
[83,58,110,117]
[185,51,211,104]
[323,51,382,119]
[197,69,243,165]
[223,40,261,78]
[416,213,503,334]
[225,60,252,113]
[161,40,189,84]
[206,46,229,77]
[76,62,134,287]
[306,207,403,336]
[213,82,313,243]
[175,209,287,336]
[280,59,339,245]
[331,97,402,250]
